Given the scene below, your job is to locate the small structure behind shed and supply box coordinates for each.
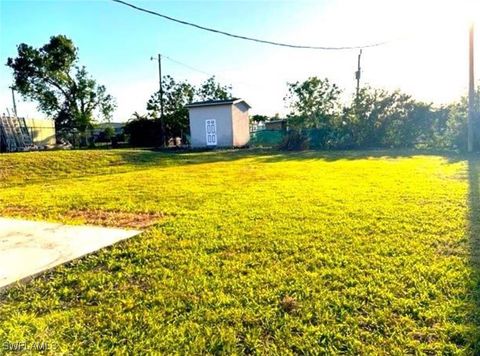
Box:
[0,115,35,152]
[265,119,287,131]
[186,98,251,148]
[24,118,56,146]
[1,116,56,152]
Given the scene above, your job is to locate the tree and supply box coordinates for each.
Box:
[280,76,480,151]
[147,75,195,139]
[345,87,458,149]
[102,126,115,141]
[196,76,232,101]
[250,114,270,123]
[437,86,480,150]
[284,77,342,129]
[6,35,116,142]
[146,75,232,141]
[124,112,162,147]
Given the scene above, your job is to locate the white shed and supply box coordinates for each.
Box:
[186,98,251,148]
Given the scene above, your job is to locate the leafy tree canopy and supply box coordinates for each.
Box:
[251,114,270,123]
[284,77,341,129]
[282,77,480,151]
[7,35,116,137]
[147,75,196,138]
[196,76,232,101]
[146,76,232,139]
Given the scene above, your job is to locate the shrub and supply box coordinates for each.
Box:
[123,117,163,147]
[279,130,309,151]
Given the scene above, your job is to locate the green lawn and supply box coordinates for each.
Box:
[0,149,479,354]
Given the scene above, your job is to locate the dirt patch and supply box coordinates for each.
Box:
[1,206,37,216]
[1,206,163,229]
[280,295,300,314]
[65,209,164,228]
[432,239,467,257]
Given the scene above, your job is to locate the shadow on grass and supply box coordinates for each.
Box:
[115,147,466,169]
[258,148,466,164]
[1,147,467,192]
[467,156,480,353]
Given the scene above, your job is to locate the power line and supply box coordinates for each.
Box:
[160,53,264,90]
[112,0,390,50]
[162,54,215,77]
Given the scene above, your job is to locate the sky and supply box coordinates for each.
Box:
[1,0,479,122]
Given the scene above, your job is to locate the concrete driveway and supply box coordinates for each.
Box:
[0,217,141,289]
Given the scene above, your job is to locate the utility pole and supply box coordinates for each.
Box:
[355,49,362,97]
[151,54,166,146]
[10,87,17,117]
[468,24,475,153]
[157,54,164,120]
[157,53,166,146]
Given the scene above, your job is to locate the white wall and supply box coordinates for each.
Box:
[24,118,56,146]
[231,102,250,147]
[189,105,233,148]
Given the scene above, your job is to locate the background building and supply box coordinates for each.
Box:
[24,118,56,146]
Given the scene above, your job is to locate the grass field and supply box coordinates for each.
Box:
[0,149,479,354]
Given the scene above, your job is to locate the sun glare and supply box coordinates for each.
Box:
[445,0,479,26]
[406,0,479,30]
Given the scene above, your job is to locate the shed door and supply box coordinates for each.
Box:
[205,119,217,146]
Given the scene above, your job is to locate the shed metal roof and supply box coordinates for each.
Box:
[186,98,251,109]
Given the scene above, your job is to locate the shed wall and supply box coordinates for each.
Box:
[231,102,250,147]
[189,105,233,148]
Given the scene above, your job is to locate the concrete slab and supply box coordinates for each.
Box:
[0,217,141,289]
